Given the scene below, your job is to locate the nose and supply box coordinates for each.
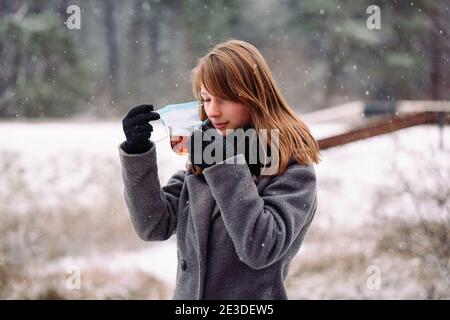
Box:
[205,100,221,119]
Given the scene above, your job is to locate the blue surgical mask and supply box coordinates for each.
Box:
[151,101,208,142]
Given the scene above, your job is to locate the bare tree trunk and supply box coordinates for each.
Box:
[430,32,441,100]
[28,0,47,14]
[127,0,145,98]
[424,4,447,100]
[103,0,120,101]
[0,0,24,16]
[55,0,70,21]
[322,32,342,108]
[147,3,161,74]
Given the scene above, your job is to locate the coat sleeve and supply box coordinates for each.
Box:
[118,141,185,241]
[202,154,317,270]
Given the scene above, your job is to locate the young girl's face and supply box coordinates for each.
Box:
[200,85,251,136]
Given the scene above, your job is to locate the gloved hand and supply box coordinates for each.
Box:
[188,120,266,176]
[122,104,160,154]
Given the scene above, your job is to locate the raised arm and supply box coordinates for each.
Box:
[119,141,185,241]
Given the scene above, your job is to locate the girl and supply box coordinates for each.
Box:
[119,39,320,299]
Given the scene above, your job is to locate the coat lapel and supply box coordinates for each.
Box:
[185,172,215,299]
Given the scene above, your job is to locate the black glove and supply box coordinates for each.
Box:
[188,120,266,176]
[122,104,160,154]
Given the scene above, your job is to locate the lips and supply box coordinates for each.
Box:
[213,122,228,129]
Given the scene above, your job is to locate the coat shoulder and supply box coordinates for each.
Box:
[257,158,316,185]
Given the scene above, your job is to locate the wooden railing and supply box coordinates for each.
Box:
[318,111,449,150]
[307,101,450,150]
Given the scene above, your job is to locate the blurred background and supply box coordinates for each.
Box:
[0,0,449,299]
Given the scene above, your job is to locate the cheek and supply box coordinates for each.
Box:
[235,105,251,124]
[220,102,251,126]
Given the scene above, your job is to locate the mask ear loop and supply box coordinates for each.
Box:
[149,116,170,143]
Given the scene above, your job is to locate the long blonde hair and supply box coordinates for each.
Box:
[190,39,320,176]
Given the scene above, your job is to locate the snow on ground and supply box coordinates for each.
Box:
[1,120,187,210]
[1,120,187,178]
[1,120,449,291]
[313,123,450,229]
[39,239,178,286]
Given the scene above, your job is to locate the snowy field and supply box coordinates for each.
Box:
[1,119,449,299]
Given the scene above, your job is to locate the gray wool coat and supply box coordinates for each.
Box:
[118,141,318,300]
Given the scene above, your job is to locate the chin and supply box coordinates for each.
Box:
[216,128,227,136]
[219,127,240,136]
